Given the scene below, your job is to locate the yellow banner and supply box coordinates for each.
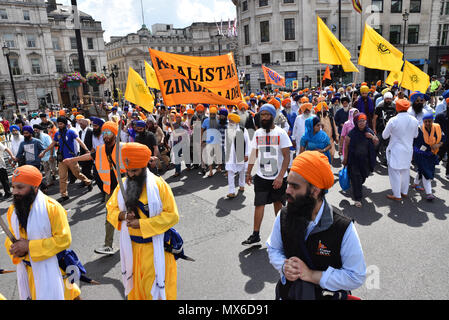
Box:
[317,16,359,73]
[385,70,403,86]
[401,61,430,94]
[358,24,404,72]
[292,80,299,90]
[124,67,154,113]
[149,48,242,106]
[145,61,161,90]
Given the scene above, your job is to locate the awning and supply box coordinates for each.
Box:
[408,59,430,65]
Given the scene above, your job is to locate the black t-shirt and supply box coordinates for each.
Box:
[374,102,397,133]
[135,131,157,154]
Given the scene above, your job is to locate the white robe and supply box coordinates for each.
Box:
[225,126,250,173]
[292,114,311,152]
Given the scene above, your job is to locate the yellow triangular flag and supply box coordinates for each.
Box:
[125,67,154,113]
[401,61,430,93]
[359,24,404,72]
[145,61,161,90]
[317,16,359,73]
[386,70,403,86]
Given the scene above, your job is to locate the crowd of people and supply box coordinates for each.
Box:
[0,78,448,300]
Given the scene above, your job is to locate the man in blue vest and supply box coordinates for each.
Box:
[267,151,366,300]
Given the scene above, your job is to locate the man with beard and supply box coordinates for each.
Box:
[201,106,221,177]
[266,151,366,300]
[334,97,350,139]
[9,125,24,167]
[382,99,419,201]
[78,118,94,181]
[15,126,44,169]
[0,141,15,198]
[39,117,92,202]
[106,143,179,300]
[292,103,314,156]
[355,86,375,130]
[242,104,292,246]
[4,165,82,300]
[134,120,159,174]
[33,124,55,189]
[237,102,256,131]
[408,91,434,125]
[64,121,126,255]
[373,92,397,165]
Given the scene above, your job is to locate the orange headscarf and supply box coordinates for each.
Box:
[290,151,334,190]
[422,123,442,155]
[121,143,152,169]
[12,165,42,187]
[396,99,410,112]
[282,98,291,107]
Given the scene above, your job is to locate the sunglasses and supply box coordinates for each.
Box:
[102,130,114,136]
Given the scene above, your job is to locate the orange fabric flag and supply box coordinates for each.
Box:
[149,48,241,106]
[323,66,332,81]
[262,65,285,87]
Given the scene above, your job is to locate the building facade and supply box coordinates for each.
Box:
[0,0,106,117]
[105,22,239,96]
[233,0,433,92]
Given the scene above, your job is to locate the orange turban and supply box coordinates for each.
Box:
[186,109,195,115]
[209,106,218,114]
[290,151,334,190]
[300,103,313,113]
[238,101,248,110]
[76,115,84,120]
[361,82,368,86]
[269,98,281,109]
[396,99,410,112]
[315,102,328,112]
[228,113,240,123]
[102,121,118,136]
[360,85,370,94]
[12,165,42,187]
[121,143,152,170]
[446,98,449,104]
[300,97,309,104]
[59,110,66,116]
[282,98,291,107]
[196,104,205,112]
[376,80,382,87]
[250,93,255,98]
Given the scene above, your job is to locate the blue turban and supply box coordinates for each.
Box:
[135,120,146,128]
[250,98,257,103]
[410,91,430,104]
[443,90,449,99]
[259,104,277,119]
[90,117,105,127]
[218,108,228,117]
[22,126,33,134]
[423,112,434,121]
[10,125,20,132]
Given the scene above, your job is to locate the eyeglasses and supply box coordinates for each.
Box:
[102,130,114,136]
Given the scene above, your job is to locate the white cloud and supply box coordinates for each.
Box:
[176,0,236,25]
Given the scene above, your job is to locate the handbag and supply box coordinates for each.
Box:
[339,167,350,191]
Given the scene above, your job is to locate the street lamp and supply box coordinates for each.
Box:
[402,10,409,60]
[103,64,119,102]
[215,33,223,55]
[2,42,19,115]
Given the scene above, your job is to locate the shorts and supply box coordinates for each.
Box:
[430,92,437,97]
[253,174,287,207]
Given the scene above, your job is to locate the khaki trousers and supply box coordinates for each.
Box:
[58,160,91,197]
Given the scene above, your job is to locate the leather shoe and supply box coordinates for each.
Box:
[386,194,402,201]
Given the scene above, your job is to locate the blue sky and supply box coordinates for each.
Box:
[63,0,237,42]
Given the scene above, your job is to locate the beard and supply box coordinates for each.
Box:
[125,169,147,215]
[412,103,424,114]
[13,188,37,231]
[93,127,101,137]
[261,118,274,132]
[286,186,317,222]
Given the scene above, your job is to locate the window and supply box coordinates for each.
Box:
[0,9,7,19]
[408,25,419,44]
[283,0,294,3]
[285,51,295,62]
[87,38,94,50]
[4,34,15,48]
[260,21,270,42]
[52,38,60,50]
[27,35,36,48]
[90,59,97,72]
[391,0,402,13]
[55,59,63,73]
[341,17,349,38]
[242,0,248,11]
[72,58,80,72]
[31,58,41,74]
[389,25,401,44]
[10,57,20,75]
[245,55,251,65]
[410,0,421,13]
[284,18,295,40]
[70,37,77,50]
[371,0,383,12]
[23,10,30,21]
[439,24,449,45]
[244,25,250,45]
[259,0,268,7]
[373,25,383,36]
[261,53,270,64]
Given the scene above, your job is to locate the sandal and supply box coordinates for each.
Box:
[411,184,424,191]
[426,194,435,201]
[227,193,236,199]
[354,201,362,208]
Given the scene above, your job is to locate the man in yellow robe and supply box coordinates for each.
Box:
[4,165,81,300]
[106,143,179,300]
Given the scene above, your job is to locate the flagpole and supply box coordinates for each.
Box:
[320,64,323,91]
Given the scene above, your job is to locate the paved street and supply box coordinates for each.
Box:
[1,157,449,300]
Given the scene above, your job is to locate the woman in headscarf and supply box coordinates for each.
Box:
[339,108,359,163]
[411,113,445,201]
[315,102,338,163]
[342,113,379,208]
[300,116,332,163]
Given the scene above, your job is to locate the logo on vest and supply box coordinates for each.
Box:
[316,240,331,256]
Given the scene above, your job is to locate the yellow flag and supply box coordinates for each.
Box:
[401,61,430,93]
[359,24,404,72]
[385,70,403,86]
[145,61,161,90]
[317,16,359,73]
[125,67,154,113]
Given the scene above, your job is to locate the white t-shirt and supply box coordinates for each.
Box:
[251,126,292,180]
[0,142,7,169]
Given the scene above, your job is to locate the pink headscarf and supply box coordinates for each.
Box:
[342,108,358,134]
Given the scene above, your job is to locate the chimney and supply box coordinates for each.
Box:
[47,0,57,13]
